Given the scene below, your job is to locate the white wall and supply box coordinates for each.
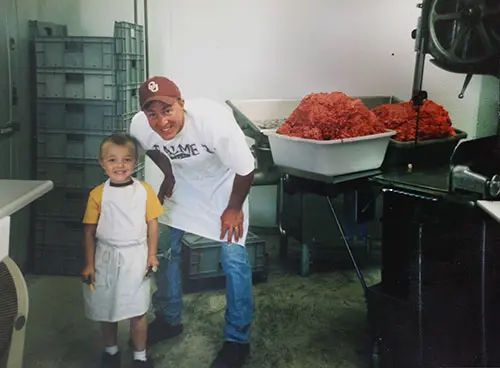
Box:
[25,0,499,227]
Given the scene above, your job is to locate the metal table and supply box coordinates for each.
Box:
[276,165,381,280]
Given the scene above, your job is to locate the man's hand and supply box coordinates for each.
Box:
[220,208,244,243]
[158,175,175,204]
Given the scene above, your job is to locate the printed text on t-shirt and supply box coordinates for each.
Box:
[153,143,215,160]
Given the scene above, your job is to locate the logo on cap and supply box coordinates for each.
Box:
[148,81,159,93]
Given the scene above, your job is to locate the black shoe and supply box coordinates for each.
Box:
[128,319,183,348]
[132,358,154,368]
[210,341,250,368]
[100,352,121,368]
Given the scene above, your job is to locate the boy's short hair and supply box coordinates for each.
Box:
[99,133,140,162]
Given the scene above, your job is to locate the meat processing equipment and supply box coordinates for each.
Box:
[367,1,500,367]
[449,135,500,198]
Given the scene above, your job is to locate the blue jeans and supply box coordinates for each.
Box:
[152,226,254,343]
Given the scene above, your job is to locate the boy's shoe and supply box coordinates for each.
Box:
[128,319,183,348]
[210,341,250,368]
[100,352,121,368]
[132,358,154,368]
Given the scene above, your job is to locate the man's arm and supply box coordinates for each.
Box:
[146,150,173,178]
[227,171,255,211]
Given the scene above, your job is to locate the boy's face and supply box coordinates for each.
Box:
[100,143,136,183]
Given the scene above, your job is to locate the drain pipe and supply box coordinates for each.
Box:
[143,0,150,77]
[134,0,138,24]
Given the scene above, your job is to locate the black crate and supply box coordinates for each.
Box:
[33,244,83,276]
[181,232,269,293]
[382,129,468,168]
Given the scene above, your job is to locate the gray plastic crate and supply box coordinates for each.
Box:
[37,159,107,188]
[37,100,125,133]
[35,187,88,220]
[35,218,83,248]
[33,244,82,276]
[182,232,268,280]
[37,131,126,160]
[117,85,140,115]
[35,37,116,70]
[37,69,117,100]
[117,55,145,85]
[36,158,145,189]
[29,20,68,38]
[114,21,144,56]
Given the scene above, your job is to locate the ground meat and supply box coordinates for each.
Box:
[372,100,456,142]
[276,92,387,140]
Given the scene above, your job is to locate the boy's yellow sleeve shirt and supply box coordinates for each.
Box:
[83,184,104,224]
[82,182,164,224]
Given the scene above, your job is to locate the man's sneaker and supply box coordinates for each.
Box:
[210,341,250,368]
[128,319,183,348]
[132,358,154,368]
[100,352,121,368]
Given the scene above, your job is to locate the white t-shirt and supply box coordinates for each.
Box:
[129,98,255,246]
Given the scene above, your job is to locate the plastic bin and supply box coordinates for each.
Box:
[117,55,145,85]
[35,37,116,70]
[33,244,82,276]
[36,69,117,100]
[29,20,68,38]
[117,85,140,115]
[35,218,83,248]
[34,187,88,219]
[36,158,145,189]
[382,129,468,168]
[265,130,396,176]
[37,100,124,133]
[37,159,107,188]
[114,21,144,56]
[37,131,126,160]
[182,232,268,280]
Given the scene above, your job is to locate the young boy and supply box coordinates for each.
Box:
[81,133,164,368]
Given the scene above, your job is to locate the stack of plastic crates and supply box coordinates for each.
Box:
[32,21,146,275]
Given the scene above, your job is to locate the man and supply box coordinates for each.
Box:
[129,76,256,368]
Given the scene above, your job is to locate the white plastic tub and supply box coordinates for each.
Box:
[265,130,396,176]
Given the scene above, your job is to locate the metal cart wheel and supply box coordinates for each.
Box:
[429,0,500,64]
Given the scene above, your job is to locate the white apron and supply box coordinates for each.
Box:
[83,179,151,322]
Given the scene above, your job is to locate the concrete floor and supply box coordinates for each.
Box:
[22,234,380,368]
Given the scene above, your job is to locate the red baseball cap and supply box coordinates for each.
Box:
[139,76,181,109]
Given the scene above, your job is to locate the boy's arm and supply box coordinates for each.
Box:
[83,225,97,268]
[144,181,165,263]
[147,219,159,258]
[82,186,102,277]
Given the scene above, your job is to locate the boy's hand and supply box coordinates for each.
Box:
[147,255,160,269]
[81,264,95,283]
[145,255,160,278]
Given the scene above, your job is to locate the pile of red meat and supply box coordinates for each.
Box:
[371,100,456,142]
[276,92,386,140]
[276,92,456,142]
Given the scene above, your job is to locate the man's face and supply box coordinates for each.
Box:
[144,100,185,140]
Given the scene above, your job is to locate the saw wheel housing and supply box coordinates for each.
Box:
[429,0,500,65]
